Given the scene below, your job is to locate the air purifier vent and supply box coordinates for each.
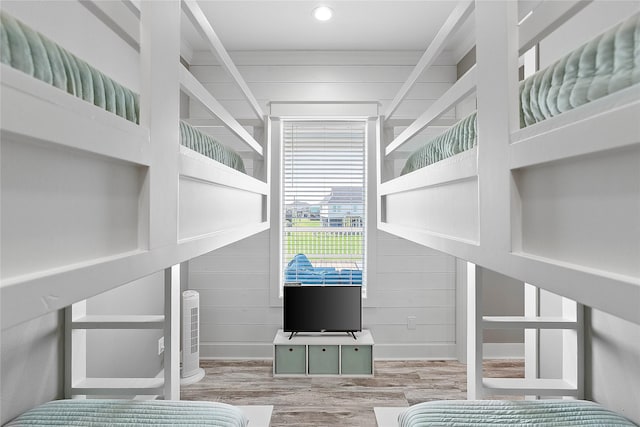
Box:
[190,306,198,354]
[181,291,204,384]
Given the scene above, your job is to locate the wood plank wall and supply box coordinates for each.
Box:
[189,230,457,359]
[186,50,459,359]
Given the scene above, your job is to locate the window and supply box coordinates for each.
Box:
[281,120,366,291]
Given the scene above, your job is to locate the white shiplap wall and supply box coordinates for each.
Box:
[366,231,456,359]
[188,50,457,122]
[186,50,458,162]
[189,230,457,359]
[186,50,459,359]
[189,231,277,358]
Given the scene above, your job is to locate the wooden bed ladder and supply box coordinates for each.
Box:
[467,263,584,400]
[64,265,181,400]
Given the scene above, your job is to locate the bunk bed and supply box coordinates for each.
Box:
[400,12,638,175]
[0,1,269,329]
[1,11,246,173]
[0,0,269,412]
[378,0,640,325]
[377,0,640,424]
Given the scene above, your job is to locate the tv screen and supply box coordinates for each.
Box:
[283,285,362,336]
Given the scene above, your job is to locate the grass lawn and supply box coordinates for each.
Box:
[285,221,363,262]
[289,218,321,227]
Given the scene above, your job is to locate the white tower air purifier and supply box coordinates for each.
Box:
[181,290,205,385]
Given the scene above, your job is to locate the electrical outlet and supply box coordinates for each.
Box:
[407,316,416,330]
[158,336,165,355]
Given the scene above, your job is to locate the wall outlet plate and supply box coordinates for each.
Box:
[407,316,416,330]
[158,336,165,355]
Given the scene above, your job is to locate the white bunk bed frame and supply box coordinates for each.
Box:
[378,0,640,328]
[1,1,270,339]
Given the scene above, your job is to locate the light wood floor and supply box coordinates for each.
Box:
[181,359,524,426]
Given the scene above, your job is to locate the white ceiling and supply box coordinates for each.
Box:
[183,1,463,52]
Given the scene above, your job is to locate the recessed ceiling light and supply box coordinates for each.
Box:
[313,6,333,22]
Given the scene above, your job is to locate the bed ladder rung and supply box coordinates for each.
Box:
[482,316,577,329]
[71,315,165,329]
[71,378,164,395]
[482,378,578,396]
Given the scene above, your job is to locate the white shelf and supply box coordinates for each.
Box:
[273,329,374,346]
[71,315,165,329]
[482,378,578,396]
[482,316,577,329]
[72,378,164,395]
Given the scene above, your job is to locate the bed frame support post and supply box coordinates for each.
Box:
[562,298,584,399]
[164,264,181,400]
[466,262,483,399]
[475,0,518,257]
[524,283,540,400]
[64,301,87,399]
[139,0,181,250]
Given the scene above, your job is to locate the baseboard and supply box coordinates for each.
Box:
[374,343,457,360]
[483,343,524,359]
[200,342,273,359]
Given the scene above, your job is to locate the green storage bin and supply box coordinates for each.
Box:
[308,345,339,374]
[341,345,372,375]
[275,345,306,374]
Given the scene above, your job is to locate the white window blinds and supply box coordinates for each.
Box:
[282,120,366,288]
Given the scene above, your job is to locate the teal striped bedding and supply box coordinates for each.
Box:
[180,121,246,173]
[398,400,638,427]
[401,12,640,175]
[0,11,245,174]
[401,112,476,175]
[4,399,249,426]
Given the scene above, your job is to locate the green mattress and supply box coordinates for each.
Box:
[401,12,640,175]
[4,399,249,427]
[398,400,638,427]
[0,11,245,174]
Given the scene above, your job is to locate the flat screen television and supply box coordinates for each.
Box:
[283,285,362,339]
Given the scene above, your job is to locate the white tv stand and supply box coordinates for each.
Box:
[273,329,374,377]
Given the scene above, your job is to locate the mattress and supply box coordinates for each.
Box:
[401,12,640,175]
[4,399,249,427]
[180,121,246,173]
[401,112,476,176]
[398,400,638,427]
[0,11,246,174]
